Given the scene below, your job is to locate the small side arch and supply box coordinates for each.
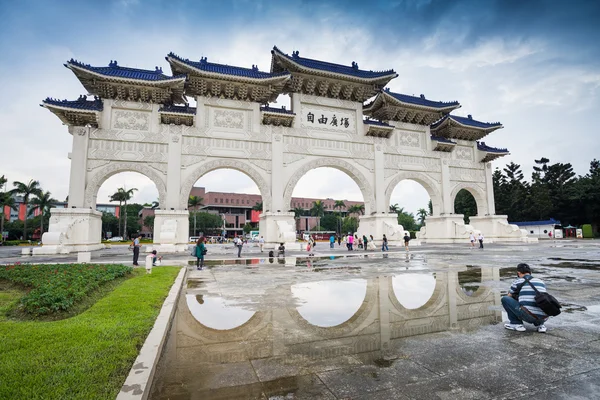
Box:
[450,183,488,216]
[385,171,443,216]
[179,159,271,211]
[282,158,376,214]
[84,162,167,208]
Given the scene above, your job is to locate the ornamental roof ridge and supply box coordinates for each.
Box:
[65,58,186,82]
[431,114,503,130]
[260,105,295,115]
[41,95,103,111]
[271,46,397,79]
[158,104,196,114]
[167,51,290,79]
[477,141,509,153]
[431,135,456,144]
[382,88,460,108]
[363,118,392,127]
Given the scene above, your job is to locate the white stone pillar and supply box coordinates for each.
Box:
[440,160,452,215]
[484,163,495,215]
[271,128,284,212]
[378,277,391,355]
[374,144,386,213]
[67,126,91,208]
[447,269,459,330]
[165,129,183,210]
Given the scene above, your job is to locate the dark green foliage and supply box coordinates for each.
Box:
[341,216,358,233]
[320,213,339,231]
[397,211,418,231]
[454,189,477,224]
[0,263,132,316]
[188,211,223,234]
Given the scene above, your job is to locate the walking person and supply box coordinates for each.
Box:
[362,235,368,251]
[132,234,141,266]
[348,233,354,251]
[195,237,206,270]
[469,232,476,249]
[368,234,376,250]
[358,236,363,249]
[502,263,549,333]
[478,232,484,249]
[329,234,335,249]
[337,235,342,246]
[381,234,389,252]
[259,236,265,252]
[234,236,243,257]
[403,233,411,251]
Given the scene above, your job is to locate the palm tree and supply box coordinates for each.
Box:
[0,176,6,191]
[333,200,346,233]
[310,200,325,231]
[29,190,58,236]
[389,203,399,213]
[188,195,204,236]
[348,204,365,217]
[417,208,428,226]
[290,206,304,232]
[0,192,16,242]
[11,180,42,240]
[252,201,263,212]
[120,187,137,240]
[109,190,126,237]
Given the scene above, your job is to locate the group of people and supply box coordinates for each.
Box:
[469,232,485,249]
[328,233,392,252]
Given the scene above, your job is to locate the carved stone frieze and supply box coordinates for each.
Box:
[88,139,168,162]
[179,159,271,210]
[181,136,271,159]
[282,158,376,214]
[397,132,421,148]
[449,167,485,183]
[283,136,373,159]
[385,154,441,172]
[213,109,245,130]
[455,147,473,161]
[111,110,151,131]
[84,162,167,208]
[90,128,167,143]
[111,100,153,110]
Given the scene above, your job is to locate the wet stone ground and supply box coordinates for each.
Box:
[145,241,600,400]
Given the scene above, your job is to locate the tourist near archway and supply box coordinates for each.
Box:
[37,46,530,254]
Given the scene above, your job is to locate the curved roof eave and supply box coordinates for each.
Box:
[382,92,461,112]
[41,102,101,113]
[66,63,187,86]
[167,56,291,85]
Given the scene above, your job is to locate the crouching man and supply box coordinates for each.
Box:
[502,263,548,333]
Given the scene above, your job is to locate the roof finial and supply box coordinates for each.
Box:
[420,94,425,99]
[252,64,258,71]
[200,56,207,65]
[155,66,163,73]
[384,87,390,92]
[292,50,299,59]
[351,61,359,70]
[468,114,472,119]
[109,60,118,68]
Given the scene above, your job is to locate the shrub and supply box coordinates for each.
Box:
[582,224,593,238]
[409,231,417,239]
[0,264,133,316]
[1,241,30,246]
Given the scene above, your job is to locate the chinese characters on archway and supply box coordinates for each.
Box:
[302,108,355,131]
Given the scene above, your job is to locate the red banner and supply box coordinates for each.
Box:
[250,210,260,223]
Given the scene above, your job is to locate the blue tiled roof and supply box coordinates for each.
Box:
[364,119,392,127]
[42,95,103,111]
[66,59,185,82]
[384,89,460,109]
[158,104,196,114]
[260,106,295,115]
[477,141,508,153]
[431,135,456,144]
[432,114,502,129]
[510,218,560,227]
[272,46,396,79]
[168,52,289,79]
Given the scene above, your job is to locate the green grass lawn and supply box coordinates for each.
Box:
[0,266,181,400]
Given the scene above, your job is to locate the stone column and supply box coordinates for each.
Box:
[378,276,391,356]
[165,125,183,210]
[447,269,459,330]
[484,163,495,215]
[440,160,452,215]
[67,125,91,208]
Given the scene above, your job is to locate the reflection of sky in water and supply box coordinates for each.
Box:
[186,295,254,330]
[392,274,436,309]
[292,279,367,327]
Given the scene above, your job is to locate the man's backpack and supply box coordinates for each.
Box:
[515,276,562,317]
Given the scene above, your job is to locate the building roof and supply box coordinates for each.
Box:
[383,89,460,109]
[431,135,456,144]
[363,119,392,127]
[41,95,103,111]
[66,59,186,82]
[510,218,561,227]
[260,105,295,115]
[158,104,197,114]
[167,52,290,80]
[271,46,397,81]
[431,114,502,130]
[477,141,508,153]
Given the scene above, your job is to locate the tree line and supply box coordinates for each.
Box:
[492,158,600,230]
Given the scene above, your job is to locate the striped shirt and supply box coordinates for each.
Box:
[509,276,549,318]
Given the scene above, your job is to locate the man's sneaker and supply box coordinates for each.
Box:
[504,323,526,332]
[537,325,547,333]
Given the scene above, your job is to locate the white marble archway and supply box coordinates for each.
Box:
[385,171,443,216]
[450,183,488,216]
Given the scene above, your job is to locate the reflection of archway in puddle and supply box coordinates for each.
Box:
[391,273,436,309]
[292,279,367,327]
[186,295,255,330]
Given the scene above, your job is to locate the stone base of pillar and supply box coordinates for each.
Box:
[259,212,297,248]
[417,214,477,244]
[357,214,405,244]
[34,208,104,255]
[469,215,537,242]
[153,210,190,253]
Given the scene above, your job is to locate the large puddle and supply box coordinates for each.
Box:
[150,260,502,400]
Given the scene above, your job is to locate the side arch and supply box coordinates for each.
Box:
[84,162,167,208]
[450,183,488,216]
[179,159,271,211]
[282,158,376,214]
[384,171,443,216]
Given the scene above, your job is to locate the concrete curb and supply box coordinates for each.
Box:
[116,266,187,400]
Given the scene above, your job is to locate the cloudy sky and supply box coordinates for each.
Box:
[1,0,598,215]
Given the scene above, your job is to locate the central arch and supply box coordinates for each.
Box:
[84,162,167,208]
[385,171,442,216]
[179,159,272,211]
[450,183,488,216]
[283,158,376,214]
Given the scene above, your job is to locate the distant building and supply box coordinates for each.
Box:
[2,196,119,223]
[510,218,561,239]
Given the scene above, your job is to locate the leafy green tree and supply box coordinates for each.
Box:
[454,189,477,224]
[428,199,433,216]
[29,190,58,235]
[194,212,223,234]
[291,207,305,232]
[320,213,339,231]
[11,179,42,240]
[243,223,252,234]
[397,210,418,231]
[188,195,204,236]
[310,200,325,230]
[341,216,358,234]
[252,201,263,212]
[109,190,126,237]
[389,203,400,213]
[101,212,119,238]
[417,208,428,226]
[143,215,155,233]
[348,204,365,216]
